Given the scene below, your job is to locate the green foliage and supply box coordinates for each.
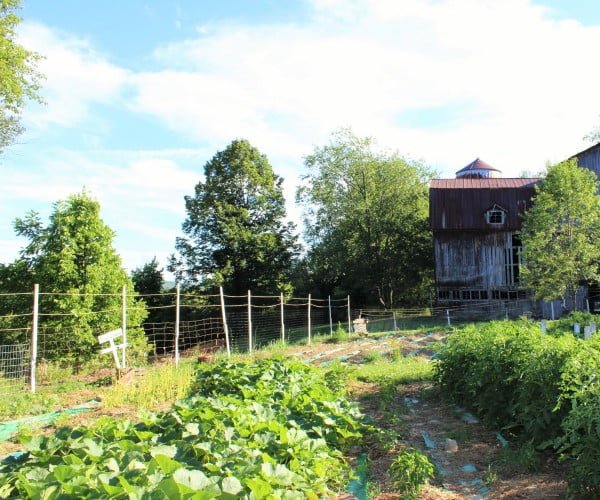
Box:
[436,320,600,496]
[521,159,600,307]
[2,192,148,363]
[0,0,43,153]
[101,361,196,410]
[435,321,576,443]
[131,257,174,327]
[171,139,298,295]
[350,356,433,386]
[0,357,370,497]
[388,448,435,499]
[361,349,383,363]
[297,129,435,307]
[550,311,600,338]
[495,442,541,474]
[557,341,600,497]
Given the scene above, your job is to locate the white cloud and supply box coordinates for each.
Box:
[5,1,600,273]
[18,22,129,129]
[129,0,600,176]
[0,150,199,270]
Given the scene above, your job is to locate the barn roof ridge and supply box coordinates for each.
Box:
[430,178,541,189]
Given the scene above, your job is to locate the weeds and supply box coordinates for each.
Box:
[100,360,196,410]
[388,448,435,499]
[349,356,433,386]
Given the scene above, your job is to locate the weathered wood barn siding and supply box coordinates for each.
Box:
[573,142,600,180]
[434,232,510,288]
[430,178,538,303]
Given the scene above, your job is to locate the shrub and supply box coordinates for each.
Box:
[557,342,600,497]
[436,320,600,496]
[435,320,576,443]
[388,448,435,499]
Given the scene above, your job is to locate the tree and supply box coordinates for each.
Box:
[132,257,173,324]
[170,139,299,295]
[521,159,600,309]
[5,192,148,362]
[0,0,43,153]
[297,129,435,307]
[132,257,165,299]
[583,115,600,144]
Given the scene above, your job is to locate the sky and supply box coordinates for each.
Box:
[2,0,600,276]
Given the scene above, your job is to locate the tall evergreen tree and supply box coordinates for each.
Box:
[170,139,298,295]
[5,192,148,362]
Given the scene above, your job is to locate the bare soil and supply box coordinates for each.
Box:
[290,330,568,499]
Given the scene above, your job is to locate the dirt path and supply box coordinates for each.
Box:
[293,330,568,499]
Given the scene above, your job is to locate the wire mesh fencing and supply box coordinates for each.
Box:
[0,282,576,396]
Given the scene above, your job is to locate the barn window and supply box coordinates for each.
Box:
[504,234,522,285]
[485,204,506,225]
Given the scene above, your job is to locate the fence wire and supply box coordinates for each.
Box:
[0,284,585,396]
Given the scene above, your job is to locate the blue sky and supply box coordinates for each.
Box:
[3,0,600,277]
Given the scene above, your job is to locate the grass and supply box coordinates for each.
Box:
[100,359,197,410]
[494,442,541,474]
[349,355,434,386]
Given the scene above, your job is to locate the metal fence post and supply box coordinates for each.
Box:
[446,309,451,326]
[30,284,39,394]
[308,293,312,345]
[175,283,180,366]
[247,290,253,354]
[122,285,127,369]
[280,292,285,344]
[393,311,398,331]
[347,295,351,333]
[328,296,333,335]
[219,286,231,357]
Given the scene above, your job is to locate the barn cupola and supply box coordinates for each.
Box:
[455,158,502,179]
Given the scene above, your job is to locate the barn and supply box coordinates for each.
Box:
[429,159,540,307]
[573,141,600,178]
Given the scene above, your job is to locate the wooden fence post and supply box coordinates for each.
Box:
[175,283,180,366]
[248,290,253,354]
[30,284,39,394]
[308,293,312,345]
[280,292,285,344]
[219,287,231,357]
[328,296,333,335]
[122,285,127,369]
[347,295,351,333]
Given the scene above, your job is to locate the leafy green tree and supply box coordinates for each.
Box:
[297,129,434,307]
[132,257,174,324]
[170,139,299,295]
[583,115,600,143]
[6,192,148,363]
[132,257,164,299]
[0,0,43,152]
[521,159,600,309]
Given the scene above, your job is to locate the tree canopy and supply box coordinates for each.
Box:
[297,129,434,307]
[0,192,148,361]
[0,0,43,153]
[521,159,600,308]
[170,139,299,295]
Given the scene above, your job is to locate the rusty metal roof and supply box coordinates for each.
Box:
[431,178,540,189]
[429,178,541,231]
